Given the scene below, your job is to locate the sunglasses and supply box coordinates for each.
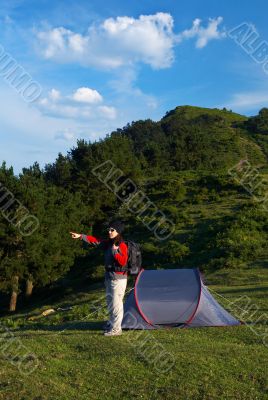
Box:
[107,228,116,232]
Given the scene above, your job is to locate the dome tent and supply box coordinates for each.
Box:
[122,269,241,329]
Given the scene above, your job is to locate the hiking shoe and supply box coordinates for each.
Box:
[103,329,122,336]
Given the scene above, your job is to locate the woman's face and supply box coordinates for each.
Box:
[108,227,118,239]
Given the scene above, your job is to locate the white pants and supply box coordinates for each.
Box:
[105,278,127,331]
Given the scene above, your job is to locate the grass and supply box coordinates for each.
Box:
[0,269,267,400]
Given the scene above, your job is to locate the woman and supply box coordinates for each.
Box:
[70,220,128,336]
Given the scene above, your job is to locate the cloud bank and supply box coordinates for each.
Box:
[36,14,225,70]
[37,87,116,121]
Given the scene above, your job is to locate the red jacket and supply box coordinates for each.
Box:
[81,234,128,276]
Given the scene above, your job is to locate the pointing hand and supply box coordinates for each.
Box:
[70,232,81,239]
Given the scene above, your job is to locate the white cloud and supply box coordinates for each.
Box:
[0,84,122,174]
[54,129,76,141]
[72,87,102,103]
[38,101,91,119]
[37,86,115,121]
[35,14,226,70]
[221,91,268,111]
[98,105,117,120]
[49,88,61,101]
[0,81,162,175]
[177,17,226,48]
[108,67,159,111]
[36,13,175,69]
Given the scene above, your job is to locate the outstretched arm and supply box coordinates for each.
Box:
[80,234,105,246]
[70,232,107,247]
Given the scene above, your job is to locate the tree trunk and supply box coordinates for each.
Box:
[9,275,19,312]
[25,278,33,297]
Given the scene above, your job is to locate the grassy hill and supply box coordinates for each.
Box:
[162,105,247,123]
[1,105,268,399]
[117,105,266,174]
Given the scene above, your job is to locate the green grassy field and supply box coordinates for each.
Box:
[0,269,267,400]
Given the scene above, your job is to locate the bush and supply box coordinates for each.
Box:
[162,240,190,263]
[204,205,268,270]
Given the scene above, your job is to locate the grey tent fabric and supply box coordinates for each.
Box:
[135,268,200,325]
[122,289,155,330]
[121,269,241,329]
[187,282,240,327]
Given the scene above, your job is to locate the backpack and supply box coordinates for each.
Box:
[125,240,142,276]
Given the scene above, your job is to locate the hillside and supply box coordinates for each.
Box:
[163,105,247,122]
[1,105,268,400]
[1,105,268,311]
[109,105,266,174]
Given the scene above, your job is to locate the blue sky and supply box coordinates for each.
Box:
[1,0,268,174]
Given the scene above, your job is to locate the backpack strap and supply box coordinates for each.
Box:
[111,240,128,272]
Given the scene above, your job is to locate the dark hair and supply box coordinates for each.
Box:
[109,233,124,246]
[108,220,124,234]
